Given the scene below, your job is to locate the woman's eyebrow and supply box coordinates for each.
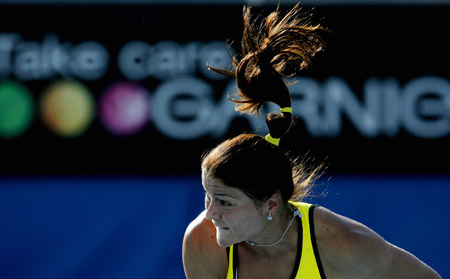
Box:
[213,193,236,199]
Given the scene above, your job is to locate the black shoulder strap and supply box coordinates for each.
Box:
[289,216,303,279]
[309,205,327,279]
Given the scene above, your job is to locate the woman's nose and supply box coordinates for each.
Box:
[205,200,220,220]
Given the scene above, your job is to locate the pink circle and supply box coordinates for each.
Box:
[99,81,150,136]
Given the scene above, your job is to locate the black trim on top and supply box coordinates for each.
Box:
[309,205,327,279]
[289,215,303,279]
[233,244,238,278]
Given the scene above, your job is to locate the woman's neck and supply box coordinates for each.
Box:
[244,204,299,251]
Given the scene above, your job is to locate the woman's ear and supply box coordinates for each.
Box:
[266,193,283,216]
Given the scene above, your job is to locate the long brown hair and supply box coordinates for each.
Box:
[203,3,326,203]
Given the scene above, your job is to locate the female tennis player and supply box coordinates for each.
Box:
[182,4,441,279]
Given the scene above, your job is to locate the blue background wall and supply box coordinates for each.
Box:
[1,175,448,278]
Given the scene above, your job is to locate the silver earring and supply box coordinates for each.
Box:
[268,211,272,221]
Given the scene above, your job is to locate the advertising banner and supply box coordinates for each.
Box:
[0,4,448,175]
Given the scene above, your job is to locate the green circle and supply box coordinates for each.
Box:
[0,81,34,138]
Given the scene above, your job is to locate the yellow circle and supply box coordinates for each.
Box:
[40,80,94,137]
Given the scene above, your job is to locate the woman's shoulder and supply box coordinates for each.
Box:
[184,211,221,253]
[312,205,370,240]
[312,206,394,275]
[183,211,228,279]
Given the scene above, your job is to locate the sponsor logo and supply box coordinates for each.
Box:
[0,33,448,139]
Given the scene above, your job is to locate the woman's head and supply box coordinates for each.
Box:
[201,133,320,206]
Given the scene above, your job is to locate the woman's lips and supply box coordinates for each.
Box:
[213,223,229,230]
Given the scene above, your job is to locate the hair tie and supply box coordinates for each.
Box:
[264,107,292,146]
[265,134,280,146]
[280,107,292,113]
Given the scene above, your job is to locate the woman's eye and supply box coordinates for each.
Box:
[220,200,232,206]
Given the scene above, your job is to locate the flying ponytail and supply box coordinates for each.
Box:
[209,3,326,142]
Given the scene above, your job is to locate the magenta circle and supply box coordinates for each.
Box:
[99,81,151,136]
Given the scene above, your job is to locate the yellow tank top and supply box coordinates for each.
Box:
[225,202,326,279]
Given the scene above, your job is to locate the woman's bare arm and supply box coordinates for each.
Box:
[314,206,441,279]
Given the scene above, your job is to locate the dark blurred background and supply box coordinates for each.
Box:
[0,0,449,278]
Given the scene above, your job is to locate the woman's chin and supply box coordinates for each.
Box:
[216,229,236,247]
